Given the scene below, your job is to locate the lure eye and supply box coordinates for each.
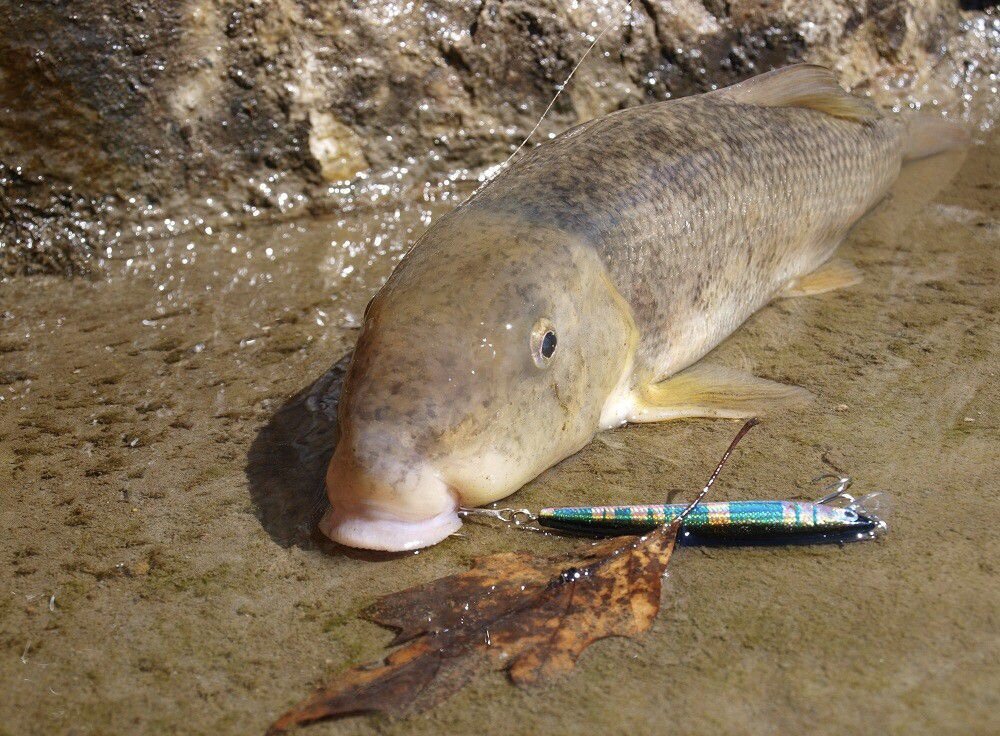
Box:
[530,319,557,367]
[844,509,857,520]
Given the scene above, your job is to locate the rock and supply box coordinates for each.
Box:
[0,1,997,276]
[307,112,370,182]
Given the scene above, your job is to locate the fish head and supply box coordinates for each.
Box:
[321,214,636,551]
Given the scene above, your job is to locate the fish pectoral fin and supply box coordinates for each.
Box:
[780,258,863,298]
[628,364,812,423]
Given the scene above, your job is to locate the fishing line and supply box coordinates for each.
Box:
[477,0,636,190]
[676,418,760,521]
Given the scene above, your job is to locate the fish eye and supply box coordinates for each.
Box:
[541,331,557,358]
[531,319,557,367]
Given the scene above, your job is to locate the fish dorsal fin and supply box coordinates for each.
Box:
[711,64,877,123]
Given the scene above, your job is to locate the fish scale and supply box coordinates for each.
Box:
[468,96,902,382]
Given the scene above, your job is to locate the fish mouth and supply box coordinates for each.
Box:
[319,504,462,552]
[321,434,464,551]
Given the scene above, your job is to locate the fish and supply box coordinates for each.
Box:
[319,64,967,551]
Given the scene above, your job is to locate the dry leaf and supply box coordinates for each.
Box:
[268,522,680,733]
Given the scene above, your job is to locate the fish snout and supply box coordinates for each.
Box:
[320,442,461,552]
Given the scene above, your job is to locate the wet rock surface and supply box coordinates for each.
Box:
[1,0,998,275]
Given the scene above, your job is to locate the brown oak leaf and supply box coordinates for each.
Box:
[267,522,680,733]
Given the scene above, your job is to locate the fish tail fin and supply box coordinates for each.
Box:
[712,64,877,123]
[902,114,971,161]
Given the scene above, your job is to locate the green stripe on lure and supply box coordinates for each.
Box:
[539,497,886,544]
[462,479,889,546]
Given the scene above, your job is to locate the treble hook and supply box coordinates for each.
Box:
[811,474,855,506]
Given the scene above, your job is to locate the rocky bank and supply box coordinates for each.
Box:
[1,0,997,275]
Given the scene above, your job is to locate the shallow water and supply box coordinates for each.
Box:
[2,127,998,734]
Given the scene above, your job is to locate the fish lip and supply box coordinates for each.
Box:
[319,503,462,552]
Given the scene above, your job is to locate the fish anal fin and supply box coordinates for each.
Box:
[628,364,812,423]
[781,258,863,298]
[713,64,877,123]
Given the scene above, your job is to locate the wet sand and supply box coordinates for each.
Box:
[1,136,997,735]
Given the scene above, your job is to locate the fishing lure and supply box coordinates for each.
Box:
[461,477,888,545]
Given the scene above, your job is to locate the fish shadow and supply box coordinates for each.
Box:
[245,352,351,550]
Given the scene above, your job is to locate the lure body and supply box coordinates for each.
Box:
[538,500,880,544]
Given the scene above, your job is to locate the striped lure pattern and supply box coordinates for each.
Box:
[538,500,879,543]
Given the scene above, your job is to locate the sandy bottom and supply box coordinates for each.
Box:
[2,137,997,736]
